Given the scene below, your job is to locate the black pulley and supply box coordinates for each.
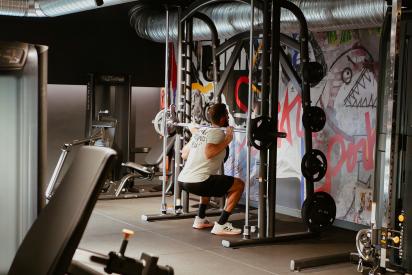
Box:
[301,149,327,182]
[224,146,230,163]
[301,191,336,232]
[249,116,275,150]
[302,106,326,132]
[301,61,325,87]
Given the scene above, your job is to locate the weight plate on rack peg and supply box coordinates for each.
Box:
[301,149,327,182]
[302,106,326,132]
[249,116,275,150]
[301,191,336,233]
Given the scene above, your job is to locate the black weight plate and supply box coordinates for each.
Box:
[249,116,275,150]
[301,149,327,182]
[302,192,336,233]
[302,106,326,132]
[302,61,325,87]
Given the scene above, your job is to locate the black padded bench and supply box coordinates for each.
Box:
[8,146,116,275]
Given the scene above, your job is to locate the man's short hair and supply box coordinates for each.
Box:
[208,103,227,124]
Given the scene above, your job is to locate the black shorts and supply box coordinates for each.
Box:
[179,175,234,197]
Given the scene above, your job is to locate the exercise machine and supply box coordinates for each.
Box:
[0,41,47,273]
[72,229,173,275]
[45,120,175,201]
[47,73,175,200]
[354,2,412,274]
[290,2,412,272]
[8,146,173,275]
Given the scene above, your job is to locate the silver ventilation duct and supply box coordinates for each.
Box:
[0,0,136,17]
[130,0,387,42]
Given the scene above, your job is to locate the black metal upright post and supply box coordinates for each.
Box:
[258,0,271,238]
[267,0,281,238]
[192,12,220,103]
[288,1,313,196]
[182,18,193,213]
[142,4,223,222]
[222,0,317,248]
[173,7,184,214]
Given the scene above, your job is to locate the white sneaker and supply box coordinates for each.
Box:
[192,216,214,229]
[211,222,242,235]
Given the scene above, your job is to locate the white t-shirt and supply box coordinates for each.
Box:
[178,128,226,183]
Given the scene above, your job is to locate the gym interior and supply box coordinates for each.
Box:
[1,0,412,274]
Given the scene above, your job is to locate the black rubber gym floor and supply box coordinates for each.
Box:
[74,196,359,275]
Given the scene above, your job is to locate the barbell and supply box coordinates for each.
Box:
[152,109,287,150]
[174,122,246,133]
[175,122,286,137]
[174,121,287,151]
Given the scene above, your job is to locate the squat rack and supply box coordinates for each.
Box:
[142,0,328,248]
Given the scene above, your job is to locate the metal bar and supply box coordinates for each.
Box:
[290,252,351,271]
[99,191,169,200]
[216,31,250,56]
[216,31,299,56]
[174,122,287,137]
[45,147,69,201]
[184,20,193,125]
[173,7,184,213]
[85,74,94,138]
[279,47,301,93]
[182,18,194,214]
[382,0,401,229]
[175,123,244,132]
[192,12,220,98]
[215,41,245,99]
[280,33,300,51]
[114,174,139,197]
[37,45,48,211]
[243,0,254,240]
[280,0,314,196]
[161,7,170,214]
[258,0,270,238]
[378,1,402,268]
[142,209,223,222]
[222,231,317,248]
[267,0,281,238]
[373,10,391,229]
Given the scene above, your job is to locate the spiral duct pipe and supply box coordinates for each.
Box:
[0,0,135,17]
[130,0,387,42]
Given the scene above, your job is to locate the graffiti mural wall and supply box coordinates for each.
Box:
[311,29,380,225]
[187,29,380,226]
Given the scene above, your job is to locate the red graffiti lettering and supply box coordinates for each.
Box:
[277,88,303,147]
[235,76,249,113]
[320,112,376,192]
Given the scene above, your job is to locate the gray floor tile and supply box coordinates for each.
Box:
[74,197,361,275]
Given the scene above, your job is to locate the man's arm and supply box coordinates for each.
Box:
[204,127,233,159]
[181,143,190,160]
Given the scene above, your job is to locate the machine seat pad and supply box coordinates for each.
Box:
[122,162,154,176]
[144,136,176,166]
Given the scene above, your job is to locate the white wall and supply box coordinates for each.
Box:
[47,85,161,182]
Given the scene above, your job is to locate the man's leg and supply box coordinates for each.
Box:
[193,196,214,229]
[198,197,210,218]
[224,178,244,212]
[217,177,244,225]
